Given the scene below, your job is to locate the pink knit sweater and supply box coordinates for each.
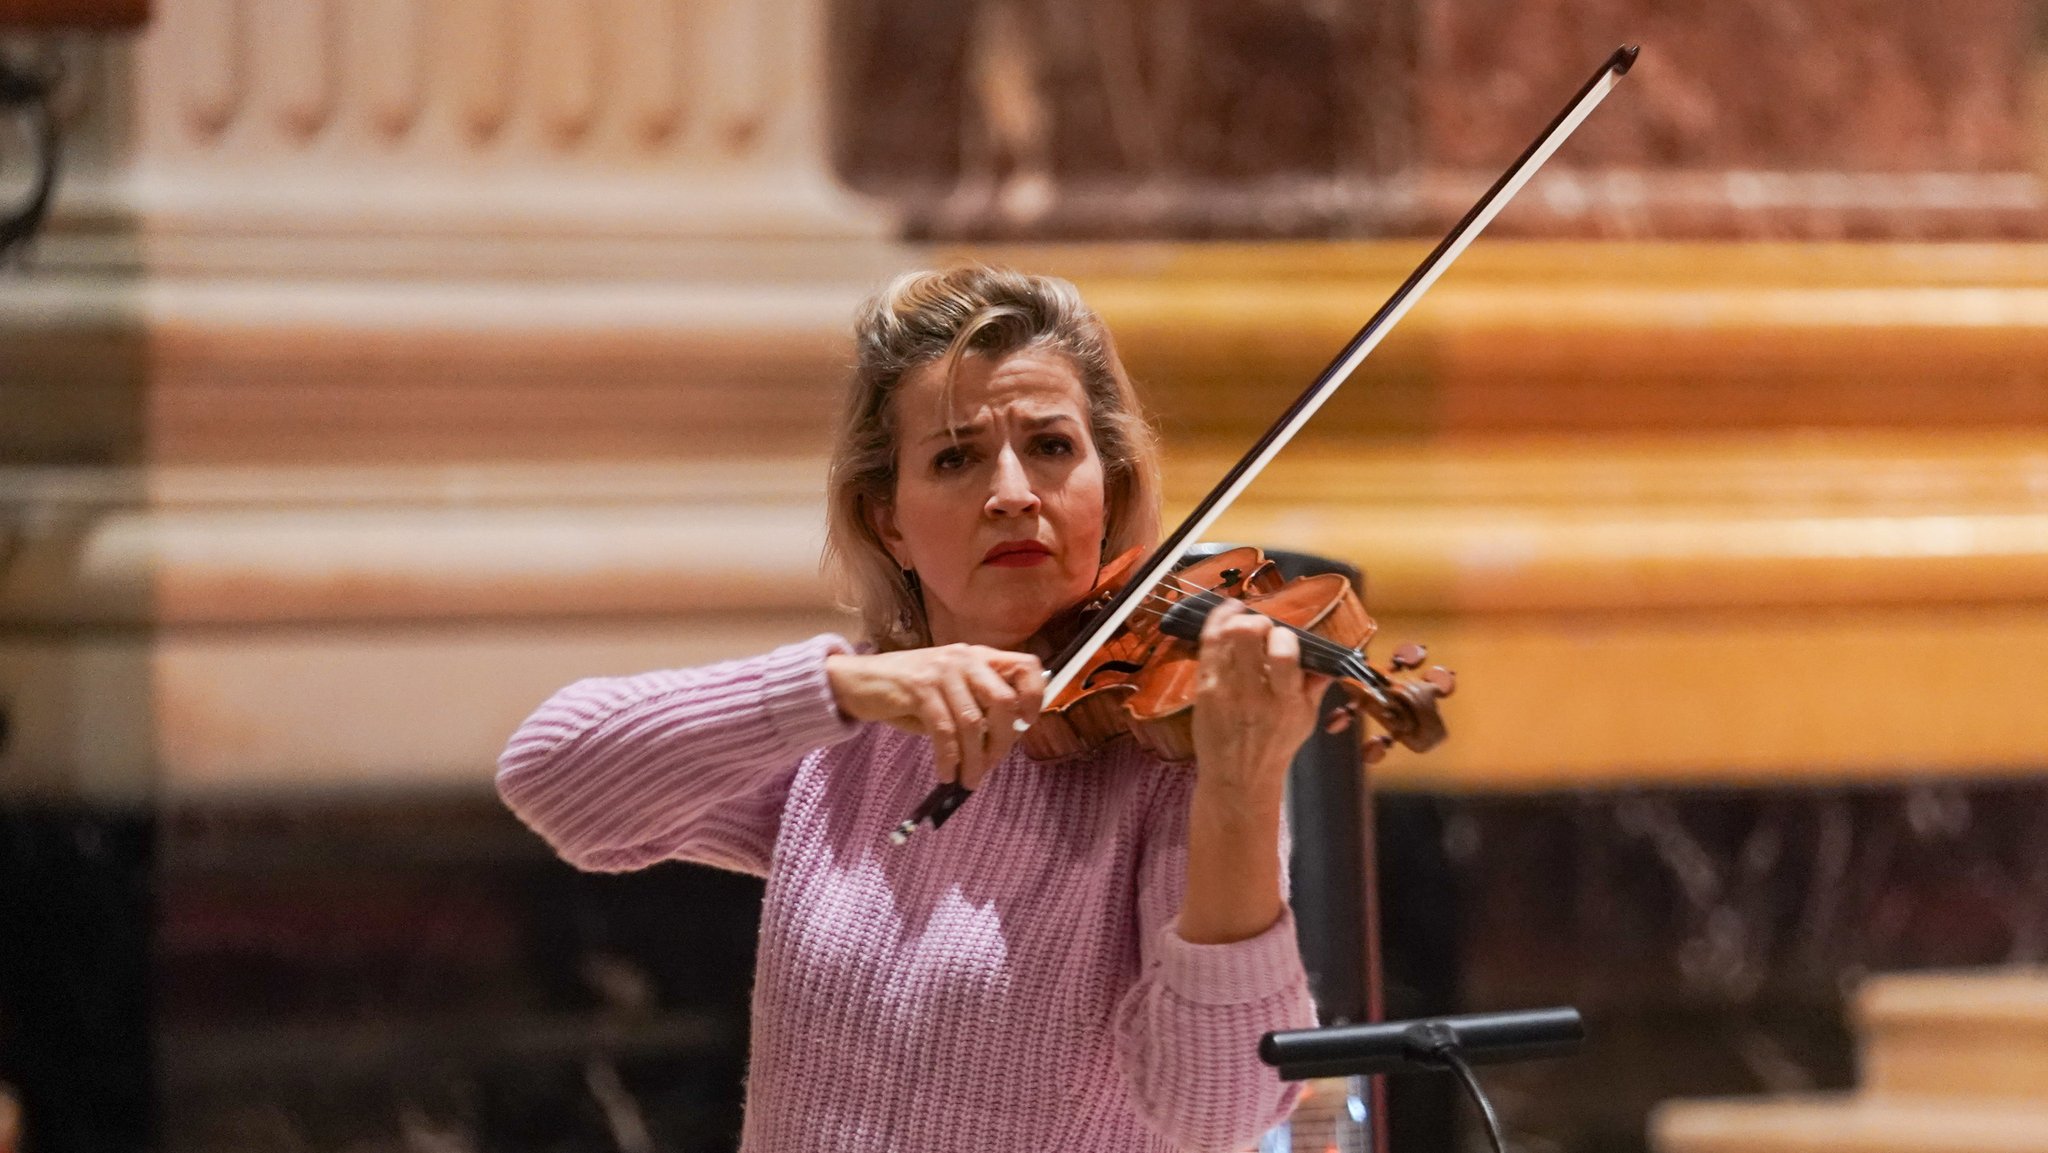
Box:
[497,633,1314,1152]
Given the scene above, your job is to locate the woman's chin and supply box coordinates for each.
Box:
[942,569,1096,648]
[955,602,1065,651]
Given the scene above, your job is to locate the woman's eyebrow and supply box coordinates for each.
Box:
[918,412,1077,444]
[1022,413,1079,430]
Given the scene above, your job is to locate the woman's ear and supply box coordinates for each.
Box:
[865,495,910,569]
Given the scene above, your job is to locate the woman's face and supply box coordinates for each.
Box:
[871,348,1108,651]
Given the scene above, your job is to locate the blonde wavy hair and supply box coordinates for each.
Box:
[824,265,1163,651]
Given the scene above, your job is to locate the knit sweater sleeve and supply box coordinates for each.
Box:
[1112,770,1316,1153]
[495,633,861,877]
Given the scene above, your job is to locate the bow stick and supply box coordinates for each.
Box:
[892,45,1639,845]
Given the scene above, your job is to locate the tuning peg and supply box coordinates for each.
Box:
[1422,666,1456,697]
[1361,733,1395,765]
[1391,643,1427,671]
[1322,702,1360,735]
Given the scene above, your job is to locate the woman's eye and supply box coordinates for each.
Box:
[1034,436,1074,457]
[932,447,971,472]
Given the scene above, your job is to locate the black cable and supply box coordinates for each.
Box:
[1437,1047,1509,1153]
[1403,1021,1510,1153]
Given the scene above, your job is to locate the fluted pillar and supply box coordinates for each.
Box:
[125,0,886,269]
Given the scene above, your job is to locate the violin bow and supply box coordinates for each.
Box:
[892,44,1639,845]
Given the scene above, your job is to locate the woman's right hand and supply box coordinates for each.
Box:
[824,646,1046,788]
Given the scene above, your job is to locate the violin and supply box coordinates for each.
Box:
[1015,545,1453,766]
[890,46,1638,844]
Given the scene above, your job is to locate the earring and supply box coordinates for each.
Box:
[897,568,924,635]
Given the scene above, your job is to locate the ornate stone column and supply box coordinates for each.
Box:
[1,0,899,802]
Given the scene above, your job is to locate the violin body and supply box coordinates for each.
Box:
[1019,545,1272,761]
[1020,545,1452,764]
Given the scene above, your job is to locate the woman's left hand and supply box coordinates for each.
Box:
[1177,599,1333,945]
[1188,599,1332,799]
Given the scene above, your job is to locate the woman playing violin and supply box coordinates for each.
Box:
[497,265,1329,1152]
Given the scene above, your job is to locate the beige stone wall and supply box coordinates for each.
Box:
[4,5,2048,802]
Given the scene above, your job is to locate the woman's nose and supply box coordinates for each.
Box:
[985,446,1040,517]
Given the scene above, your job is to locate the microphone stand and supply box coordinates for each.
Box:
[1260,1007,1586,1153]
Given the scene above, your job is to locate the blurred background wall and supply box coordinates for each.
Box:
[1,1,2045,1151]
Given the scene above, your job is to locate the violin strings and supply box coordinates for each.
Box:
[1135,585,1349,660]
[1146,575,1360,660]
[1125,586,1356,665]
[1103,567,1372,678]
[1147,576,1372,673]
[1110,583,1370,676]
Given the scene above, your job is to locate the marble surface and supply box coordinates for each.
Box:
[150,798,761,1153]
[4,776,2045,1151]
[1422,0,2033,171]
[1378,777,2048,1153]
[830,0,2046,239]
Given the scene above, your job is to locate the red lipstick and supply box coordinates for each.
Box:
[982,540,1053,567]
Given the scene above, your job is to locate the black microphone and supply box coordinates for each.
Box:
[1260,1007,1585,1081]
